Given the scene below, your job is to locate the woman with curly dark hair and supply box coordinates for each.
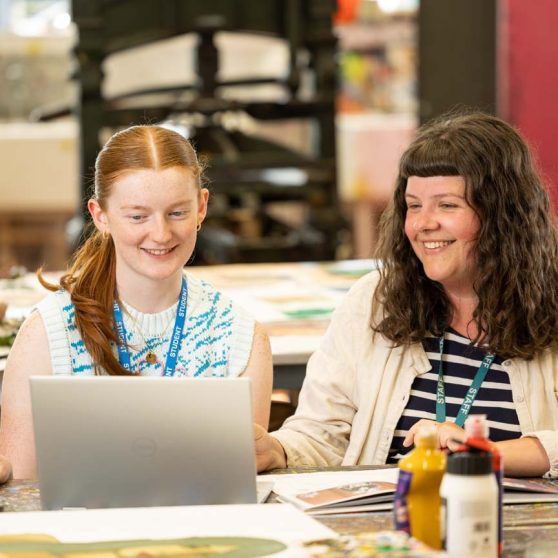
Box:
[256,112,558,477]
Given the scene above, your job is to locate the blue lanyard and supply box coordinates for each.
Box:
[113,277,188,376]
[435,334,495,427]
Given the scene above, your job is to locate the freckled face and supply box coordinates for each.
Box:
[404,175,480,296]
[89,167,208,288]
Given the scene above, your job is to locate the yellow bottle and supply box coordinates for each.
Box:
[393,425,446,549]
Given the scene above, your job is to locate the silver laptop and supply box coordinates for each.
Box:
[30,376,258,510]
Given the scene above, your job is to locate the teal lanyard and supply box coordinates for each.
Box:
[113,277,188,376]
[435,334,495,427]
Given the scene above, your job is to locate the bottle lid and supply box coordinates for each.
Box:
[464,414,489,438]
[414,423,438,446]
[447,451,492,475]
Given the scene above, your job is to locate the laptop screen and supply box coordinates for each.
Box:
[30,376,257,510]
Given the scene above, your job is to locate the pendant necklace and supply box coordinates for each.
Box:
[113,278,189,375]
[120,305,175,364]
[145,349,157,365]
[144,317,174,364]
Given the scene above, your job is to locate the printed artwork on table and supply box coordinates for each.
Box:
[0,535,287,558]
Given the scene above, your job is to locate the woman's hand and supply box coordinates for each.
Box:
[403,419,466,451]
[254,424,287,472]
[0,455,11,483]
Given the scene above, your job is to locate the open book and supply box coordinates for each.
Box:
[269,469,399,515]
[502,477,558,504]
[277,480,396,512]
[267,468,558,516]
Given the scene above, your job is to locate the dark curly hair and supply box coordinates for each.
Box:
[373,111,558,359]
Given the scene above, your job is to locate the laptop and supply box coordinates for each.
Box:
[30,376,260,510]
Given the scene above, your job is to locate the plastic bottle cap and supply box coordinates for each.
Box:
[415,423,438,445]
[447,451,492,475]
[464,414,489,438]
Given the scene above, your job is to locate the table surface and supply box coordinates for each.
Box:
[0,477,558,557]
[3,265,558,556]
[2,264,558,556]
[0,261,378,387]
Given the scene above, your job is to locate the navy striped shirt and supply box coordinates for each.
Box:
[388,328,521,463]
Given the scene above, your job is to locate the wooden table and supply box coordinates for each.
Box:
[1,477,557,557]
[0,260,378,389]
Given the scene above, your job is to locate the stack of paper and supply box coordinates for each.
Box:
[0,504,336,557]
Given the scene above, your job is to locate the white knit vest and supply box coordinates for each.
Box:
[36,273,254,377]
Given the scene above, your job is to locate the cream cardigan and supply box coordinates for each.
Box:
[272,271,558,477]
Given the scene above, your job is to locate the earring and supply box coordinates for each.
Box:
[196,222,202,232]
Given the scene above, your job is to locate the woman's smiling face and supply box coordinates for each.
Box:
[404,175,480,297]
[89,166,208,287]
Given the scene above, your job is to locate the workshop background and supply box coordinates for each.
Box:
[0,0,556,273]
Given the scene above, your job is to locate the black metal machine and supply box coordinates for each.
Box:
[71,0,344,263]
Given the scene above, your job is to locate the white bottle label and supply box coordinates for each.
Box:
[442,496,497,557]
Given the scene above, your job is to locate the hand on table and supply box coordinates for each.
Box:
[0,454,12,483]
[403,419,466,451]
[254,423,287,472]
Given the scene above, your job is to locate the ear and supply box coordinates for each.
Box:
[88,198,110,234]
[197,188,209,225]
